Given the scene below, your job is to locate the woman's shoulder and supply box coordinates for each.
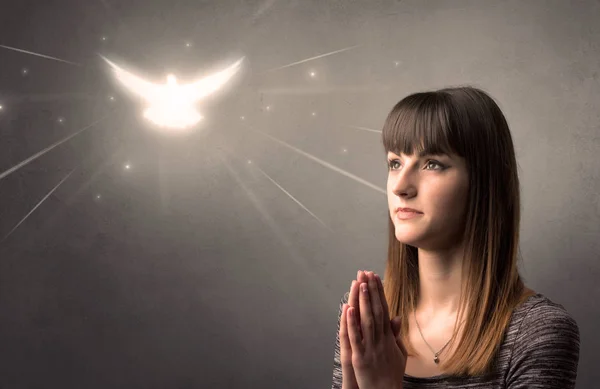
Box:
[507,291,580,347]
[512,292,577,324]
[503,292,580,386]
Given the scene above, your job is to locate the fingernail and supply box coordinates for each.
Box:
[357,270,361,279]
[361,283,368,293]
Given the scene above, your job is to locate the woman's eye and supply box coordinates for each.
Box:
[387,159,444,171]
[426,160,445,170]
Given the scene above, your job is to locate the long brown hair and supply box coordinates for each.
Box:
[381,86,536,377]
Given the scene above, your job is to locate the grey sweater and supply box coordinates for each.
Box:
[331,291,580,388]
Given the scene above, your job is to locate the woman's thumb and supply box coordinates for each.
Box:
[390,316,403,337]
[390,316,408,356]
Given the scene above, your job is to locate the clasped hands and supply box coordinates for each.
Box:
[339,270,407,389]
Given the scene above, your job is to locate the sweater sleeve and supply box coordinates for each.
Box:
[331,291,349,389]
[505,301,581,388]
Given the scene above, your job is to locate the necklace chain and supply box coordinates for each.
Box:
[413,309,462,364]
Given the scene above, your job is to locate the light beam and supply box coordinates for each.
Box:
[264,44,360,72]
[0,44,81,66]
[252,129,385,195]
[0,117,106,182]
[1,169,76,244]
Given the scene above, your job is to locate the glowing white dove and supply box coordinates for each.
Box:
[101,55,244,129]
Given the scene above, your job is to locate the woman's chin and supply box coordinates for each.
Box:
[394,231,417,245]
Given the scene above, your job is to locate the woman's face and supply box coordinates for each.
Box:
[386,149,470,251]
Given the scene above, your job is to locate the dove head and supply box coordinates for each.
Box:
[166,74,177,86]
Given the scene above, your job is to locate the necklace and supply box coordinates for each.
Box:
[413,310,462,364]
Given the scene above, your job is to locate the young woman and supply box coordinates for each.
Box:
[331,86,580,388]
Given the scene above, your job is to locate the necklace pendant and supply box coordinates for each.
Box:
[434,355,440,364]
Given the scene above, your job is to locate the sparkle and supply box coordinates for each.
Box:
[109,96,115,101]
[0,105,3,110]
[265,105,271,111]
[22,68,28,75]
[310,71,316,77]
[96,194,101,199]
[124,164,131,170]
[247,160,252,164]
[311,112,316,116]
[394,61,401,67]
[342,148,348,153]
[186,42,192,47]
[57,117,64,123]
[101,36,107,41]
[240,116,245,120]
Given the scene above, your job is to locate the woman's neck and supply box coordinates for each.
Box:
[416,246,465,317]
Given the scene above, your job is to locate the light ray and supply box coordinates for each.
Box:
[30,147,125,238]
[0,117,106,182]
[252,130,385,195]
[264,45,360,72]
[346,125,382,134]
[0,44,81,66]
[215,152,329,296]
[253,163,334,233]
[1,169,76,244]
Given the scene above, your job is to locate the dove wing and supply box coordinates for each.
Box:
[101,55,161,101]
[182,57,244,102]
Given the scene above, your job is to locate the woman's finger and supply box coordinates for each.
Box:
[339,304,354,364]
[340,304,360,388]
[375,274,391,329]
[358,281,374,348]
[339,304,351,354]
[366,272,385,340]
[347,307,365,356]
[349,271,366,328]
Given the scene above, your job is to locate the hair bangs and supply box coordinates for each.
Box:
[382,93,459,159]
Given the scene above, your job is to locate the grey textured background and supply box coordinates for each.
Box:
[0,0,598,388]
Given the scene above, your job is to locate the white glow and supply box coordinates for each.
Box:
[101,56,244,129]
[0,105,3,110]
[311,112,316,116]
[58,117,64,123]
[125,164,131,170]
[22,68,28,75]
[310,71,316,77]
[240,116,245,120]
[102,36,107,41]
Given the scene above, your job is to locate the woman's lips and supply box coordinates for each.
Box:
[396,210,423,220]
